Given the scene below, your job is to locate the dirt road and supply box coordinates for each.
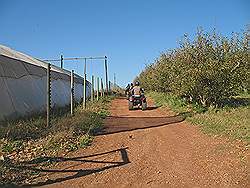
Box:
[33,98,248,187]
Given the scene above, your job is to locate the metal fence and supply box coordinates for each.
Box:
[0,45,117,125]
[0,54,92,123]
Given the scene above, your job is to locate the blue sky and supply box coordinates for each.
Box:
[0,0,249,87]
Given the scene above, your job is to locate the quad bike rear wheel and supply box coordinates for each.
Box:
[128,101,133,110]
[142,102,147,111]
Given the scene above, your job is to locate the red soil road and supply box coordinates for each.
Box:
[34,98,248,188]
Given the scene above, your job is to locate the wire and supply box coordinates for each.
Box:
[42,56,106,62]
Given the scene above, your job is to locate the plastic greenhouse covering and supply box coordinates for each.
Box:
[0,45,91,121]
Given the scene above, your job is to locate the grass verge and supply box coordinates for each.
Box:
[0,96,113,186]
[188,107,249,143]
[147,91,250,144]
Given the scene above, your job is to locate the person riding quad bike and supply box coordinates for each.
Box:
[125,83,130,99]
[125,83,134,99]
[128,81,147,110]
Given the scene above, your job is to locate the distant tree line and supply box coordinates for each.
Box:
[137,28,249,107]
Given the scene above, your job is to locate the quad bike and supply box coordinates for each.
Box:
[128,94,147,111]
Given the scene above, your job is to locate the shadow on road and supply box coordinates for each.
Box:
[128,106,158,111]
[6,147,130,187]
[146,106,159,110]
[96,114,185,136]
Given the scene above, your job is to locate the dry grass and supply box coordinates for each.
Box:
[0,96,113,186]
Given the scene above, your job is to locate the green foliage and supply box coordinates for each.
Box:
[138,28,249,107]
[188,106,250,143]
[79,134,93,148]
[73,111,103,135]
[1,140,23,153]
[0,117,47,140]
[147,91,206,114]
[67,142,78,151]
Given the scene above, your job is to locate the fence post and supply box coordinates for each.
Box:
[104,56,108,95]
[97,77,99,101]
[101,78,104,97]
[60,55,63,69]
[91,75,94,102]
[71,70,74,115]
[47,63,51,127]
[83,58,87,109]
[109,81,111,93]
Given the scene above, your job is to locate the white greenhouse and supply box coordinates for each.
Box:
[0,45,91,121]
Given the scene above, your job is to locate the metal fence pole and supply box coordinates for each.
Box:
[71,70,74,115]
[91,75,94,102]
[101,78,104,97]
[97,77,99,101]
[60,55,63,69]
[47,63,51,127]
[104,56,108,95]
[83,58,87,109]
[109,81,111,93]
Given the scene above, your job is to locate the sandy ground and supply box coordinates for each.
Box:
[30,97,248,188]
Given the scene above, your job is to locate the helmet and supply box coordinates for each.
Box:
[135,81,140,86]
